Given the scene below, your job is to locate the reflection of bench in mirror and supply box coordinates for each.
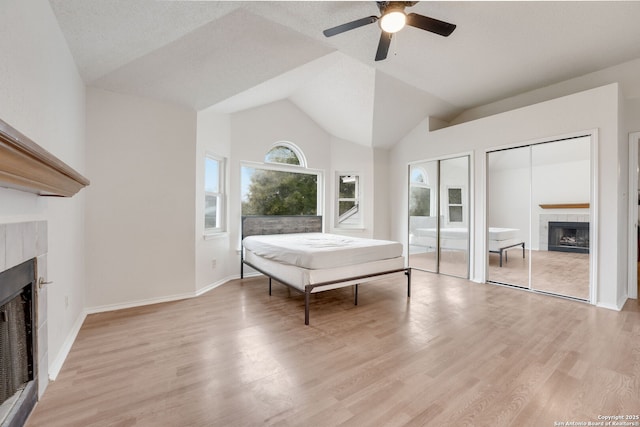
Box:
[489,241,525,267]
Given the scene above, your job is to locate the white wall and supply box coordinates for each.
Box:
[390,83,623,309]
[0,0,87,380]
[372,148,391,239]
[195,108,233,292]
[85,88,197,309]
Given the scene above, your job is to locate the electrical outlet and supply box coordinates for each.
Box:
[211,259,217,269]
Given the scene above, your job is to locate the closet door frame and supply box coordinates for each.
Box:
[483,130,598,304]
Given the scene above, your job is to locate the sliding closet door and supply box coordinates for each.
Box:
[487,147,531,288]
[408,161,439,272]
[530,137,591,300]
[408,155,470,278]
[487,137,591,300]
[438,156,470,277]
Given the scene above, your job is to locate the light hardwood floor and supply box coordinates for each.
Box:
[27,271,640,427]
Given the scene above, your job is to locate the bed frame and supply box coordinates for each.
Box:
[240,215,411,325]
[489,241,525,267]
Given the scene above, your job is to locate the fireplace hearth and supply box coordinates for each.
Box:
[0,259,37,427]
[548,221,590,254]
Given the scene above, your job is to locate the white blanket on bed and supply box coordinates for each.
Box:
[242,233,402,270]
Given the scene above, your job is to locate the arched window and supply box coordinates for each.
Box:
[410,168,428,185]
[241,142,320,216]
[264,142,306,167]
[409,167,431,216]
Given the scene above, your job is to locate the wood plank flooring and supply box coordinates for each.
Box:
[27,271,640,426]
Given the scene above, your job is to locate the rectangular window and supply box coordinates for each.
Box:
[447,187,463,223]
[205,155,225,233]
[409,186,431,217]
[336,174,362,228]
[241,163,321,216]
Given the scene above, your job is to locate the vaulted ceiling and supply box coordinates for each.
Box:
[50,1,640,148]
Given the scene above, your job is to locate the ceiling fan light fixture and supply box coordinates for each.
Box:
[379,10,406,33]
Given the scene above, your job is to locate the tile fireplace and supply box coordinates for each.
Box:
[0,222,48,427]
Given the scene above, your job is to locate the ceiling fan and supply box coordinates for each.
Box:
[323,1,456,61]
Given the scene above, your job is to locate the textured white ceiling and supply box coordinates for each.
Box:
[50,0,640,148]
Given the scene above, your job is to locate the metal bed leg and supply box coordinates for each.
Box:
[354,284,358,305]
[305,291,310,325]
[269,277,272,296]
[406,268,411,297]
[522,242,525,259]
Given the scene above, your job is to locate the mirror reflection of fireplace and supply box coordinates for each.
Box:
[548,221,590,254]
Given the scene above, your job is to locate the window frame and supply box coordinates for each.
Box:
[204,153,226,236]
[446,185,465,224]
[264,141,307,168]
[240,159,324,218]
[409,168,432,217]
[335,172,363,229]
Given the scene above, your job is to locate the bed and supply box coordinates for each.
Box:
[240,215,411,325]
[487,227,525,267]
[409,217,524,267]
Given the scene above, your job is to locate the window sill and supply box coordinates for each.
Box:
[203,232,227,241]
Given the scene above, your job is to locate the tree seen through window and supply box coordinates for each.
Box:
[241,143,318,216]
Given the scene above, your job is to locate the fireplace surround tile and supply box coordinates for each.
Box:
[37,319,48,398]
[36,221,47,257]
[0,220,49,417]
[23,222,37,262]
[5,223,24,268]
[36,254,48,329]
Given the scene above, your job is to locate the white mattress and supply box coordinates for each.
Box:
[413,227,518,240]
[242,233,402,270]
[410,227,521,251]
[488,227,519,241]
[244,250,405,292]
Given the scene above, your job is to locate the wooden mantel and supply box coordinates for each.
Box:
[539,203,589,209]
[0,118,89,197]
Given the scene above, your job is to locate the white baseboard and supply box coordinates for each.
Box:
[196,275,237,296]
[49,310,86,381]
[85,291,196,315]
[596,297,626,311]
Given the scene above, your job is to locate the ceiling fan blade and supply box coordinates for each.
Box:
[323,16,378,37]
[375,31,392,61]
[406,13,456,37]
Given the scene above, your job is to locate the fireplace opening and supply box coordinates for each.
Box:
[548,221,590,254]
[0,259,37,427]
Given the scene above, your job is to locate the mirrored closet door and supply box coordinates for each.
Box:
[486,146,531,289]
[487,136,591,300]
[408,155,470,278]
